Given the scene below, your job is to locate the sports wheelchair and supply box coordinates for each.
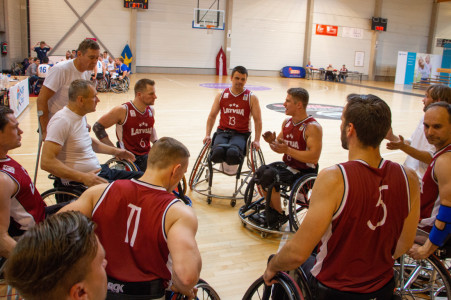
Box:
[239,165,316,238]
[189,134,264,207]
[109,73,130,94]
[394,230,451,299]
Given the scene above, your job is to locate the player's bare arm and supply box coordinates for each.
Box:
[93,105,127,147]
[41,141,107,186]
[36,86,56,138]
[58,184,108,217]
[393,166,420,259]
[250,94,262,149]
[166,202,202,298]
[0,173,19,258]
[263,166,342,285]
[204,93,221,144]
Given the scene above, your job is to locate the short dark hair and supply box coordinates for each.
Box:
[77,39,100,54]
[426,102,451,123]
[135,78,155,96]
[68,79,95,102]
[42,57,49,64]
[147,137,190,169]
[427,84,451,104]
[4,211,98,300]
[231,65,248,77]
[344,94,391,148]
[287,88,309,107]
[0,106,14,131]
[118,57,124,63]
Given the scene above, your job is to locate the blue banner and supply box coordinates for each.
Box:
[404,52,416,84]
[121,44,133,69]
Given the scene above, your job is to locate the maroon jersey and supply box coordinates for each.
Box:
[311,159,410,293]
[282,116,318,170]
[419,144,451,232]
[218,88,252,133]
[92,179,180,285]
[116,101,155,156]
[0,156,45,234]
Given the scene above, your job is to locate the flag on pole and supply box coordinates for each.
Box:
[121,44,133,69]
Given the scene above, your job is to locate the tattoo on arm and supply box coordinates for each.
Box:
[93,122,108,140]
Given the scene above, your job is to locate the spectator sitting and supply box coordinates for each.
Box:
[65,50,72,61]
[324,64,335,81]
[338,64,348,82]
[37,57,51,78]
[26,58,40,93]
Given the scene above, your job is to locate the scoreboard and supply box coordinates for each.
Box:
[124,0,148,9]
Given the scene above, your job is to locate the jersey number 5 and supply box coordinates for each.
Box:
[367,185,388,230]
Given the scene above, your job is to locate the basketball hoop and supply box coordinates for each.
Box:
[206,24,215,35]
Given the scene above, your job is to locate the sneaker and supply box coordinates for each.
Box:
[266,207,286,227]
[249,212,266,225]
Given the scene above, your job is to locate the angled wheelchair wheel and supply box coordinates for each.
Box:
[189,141,211,189]
[243,272,304,300]
[40,186,83,205]
[247,143,265,173]
[195,279,221,300]
[394,254,451,299]
[110,78,126,93]
[288,174,316,231]
[96,77,109,92]
[105,158,139,172]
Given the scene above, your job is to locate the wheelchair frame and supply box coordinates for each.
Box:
[239,173,316,238]
[189,135,265,207]
[394,240,451,299]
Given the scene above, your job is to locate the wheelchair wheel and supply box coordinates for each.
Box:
[394,254,451,299]
[189,141,211,189]
[96,77,109,92]
[243,272,304,300]
[247,143,265,173]
[195,279,220,300]
[40,186,82,205]
[110,78,126,93]
[105,158,139,172]
[288,174,316,231]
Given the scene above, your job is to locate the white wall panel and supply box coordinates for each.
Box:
[6,0,23,64]
[434,2,451,54]
[30,0,130,57]
[310,0,374,74]
[230,0,307,71]
[136,0,225,68]
[376,0,432,76]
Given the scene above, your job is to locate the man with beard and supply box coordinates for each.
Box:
[262,94,420,299]
[385,84,451,181]
[408,102,451,259]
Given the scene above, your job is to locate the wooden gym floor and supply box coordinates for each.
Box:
[8,74,425,299]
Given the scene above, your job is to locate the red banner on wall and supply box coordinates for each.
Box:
[316,24,338,36]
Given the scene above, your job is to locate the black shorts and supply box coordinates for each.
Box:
[268,161,317,189]
[107,276,164,299]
